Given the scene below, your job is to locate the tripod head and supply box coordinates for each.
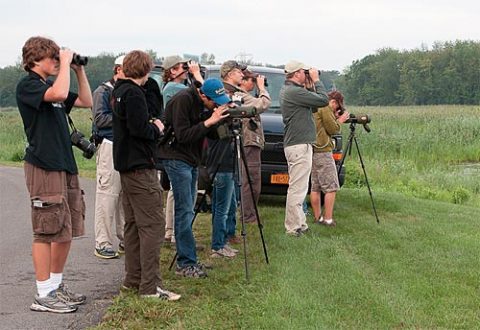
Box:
[348,121,371,133]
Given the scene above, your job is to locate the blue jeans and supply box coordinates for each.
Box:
[163,160,198,267]
[211,172,236,250]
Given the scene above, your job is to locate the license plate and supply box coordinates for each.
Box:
[270,173,289,184]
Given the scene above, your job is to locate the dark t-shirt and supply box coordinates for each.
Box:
[16,71,79,174]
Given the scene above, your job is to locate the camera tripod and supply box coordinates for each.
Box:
[337,122,380,224]
[168,119,269,281]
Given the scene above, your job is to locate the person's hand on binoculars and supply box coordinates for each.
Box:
[187,61,204,83]
[204,104,230,128]
[308,68,320,82]
[338,111,350,123]
[59,49,74,68]
[188,61,200,74]
[256,75,266,89]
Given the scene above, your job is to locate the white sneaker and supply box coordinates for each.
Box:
[211,247,236,258]
[223,243,239,254]
[141,287,181,301]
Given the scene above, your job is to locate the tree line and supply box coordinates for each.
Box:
[1,41,479,107]
[337,40,480,105]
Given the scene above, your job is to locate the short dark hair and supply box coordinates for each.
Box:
[21,36,60,71]
[123,50,153,79]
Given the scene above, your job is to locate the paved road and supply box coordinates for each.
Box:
[0,166,124,330]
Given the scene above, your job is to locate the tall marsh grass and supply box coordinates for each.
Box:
[1,105,479,205]
[340,105,480,206]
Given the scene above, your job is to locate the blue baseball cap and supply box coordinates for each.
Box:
[200,78,231,105]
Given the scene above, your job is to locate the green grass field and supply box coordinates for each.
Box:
[1,106,479,329]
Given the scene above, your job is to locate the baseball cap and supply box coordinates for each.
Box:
[114,55,125,66]
[200,78,231,105]
[284,60,310,74]
[161,55,187,70]
[220,60,247,78]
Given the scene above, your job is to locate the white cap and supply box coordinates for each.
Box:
[114,55,126,66]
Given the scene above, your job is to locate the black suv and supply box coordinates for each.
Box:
[149,64,345,195]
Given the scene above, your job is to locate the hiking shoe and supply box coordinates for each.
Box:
[56,283,86,306]
[224,243,239,254]
[141,287,181,301]
[228,235,242,244]
[118,242,125,255]
[210,247,236,258]
[175,264,208,278]
[30,290,77,313]
[286,228,303,237]
[94,246,119,259]
[197,262,213,270]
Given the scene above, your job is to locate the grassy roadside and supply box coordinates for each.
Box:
[95,189,479,329]
[1,106,479,328]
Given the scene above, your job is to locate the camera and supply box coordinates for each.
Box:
[72,53,88,66]
[227,106,257,118]
[346,113,371,125]
[71,130,96,159]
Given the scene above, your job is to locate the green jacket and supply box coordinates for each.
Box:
[313,105,340,153]
[280,80,328,147]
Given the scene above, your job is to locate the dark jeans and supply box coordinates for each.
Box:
[211,172,236,250]
[120,169,164,295]
[163,159,198,267]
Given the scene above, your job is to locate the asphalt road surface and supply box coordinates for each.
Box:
[0,166,124,330]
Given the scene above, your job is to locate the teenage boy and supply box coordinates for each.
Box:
[112,50,180,300]
[16,36,93,313]
[92,55,126,259]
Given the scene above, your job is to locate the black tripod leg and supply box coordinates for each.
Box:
[233,134,250,281]
[353,137,380,224]
[238,142,269,264]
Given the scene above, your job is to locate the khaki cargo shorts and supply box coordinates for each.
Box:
[310,152,340,193]
[24,162,85,243]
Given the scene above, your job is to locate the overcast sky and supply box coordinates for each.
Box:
[1,0,479,72]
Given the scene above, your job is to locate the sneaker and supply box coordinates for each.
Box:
[228,236,242,244]
[286,228,304,237]
[175,264,208,278]
[141,287,181,301]
[323,219,337,227]
[118,242,125,255]
[95,246,119,259]
[56,283,86,306]
[224,243,239,254]
[314,216,324,225]
[30,290,77,313]
[210,247,236,258]
[197,262,213,270]
[300,226,309,234]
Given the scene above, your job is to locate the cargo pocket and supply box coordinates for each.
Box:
[31,197,66,235]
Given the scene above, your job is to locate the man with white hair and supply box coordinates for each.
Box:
[92,55,126,258]
[280,60,329,237]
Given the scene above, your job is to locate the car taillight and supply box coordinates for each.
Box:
[332,152,343,161]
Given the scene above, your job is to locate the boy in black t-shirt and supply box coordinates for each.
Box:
[16,36,93,313]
